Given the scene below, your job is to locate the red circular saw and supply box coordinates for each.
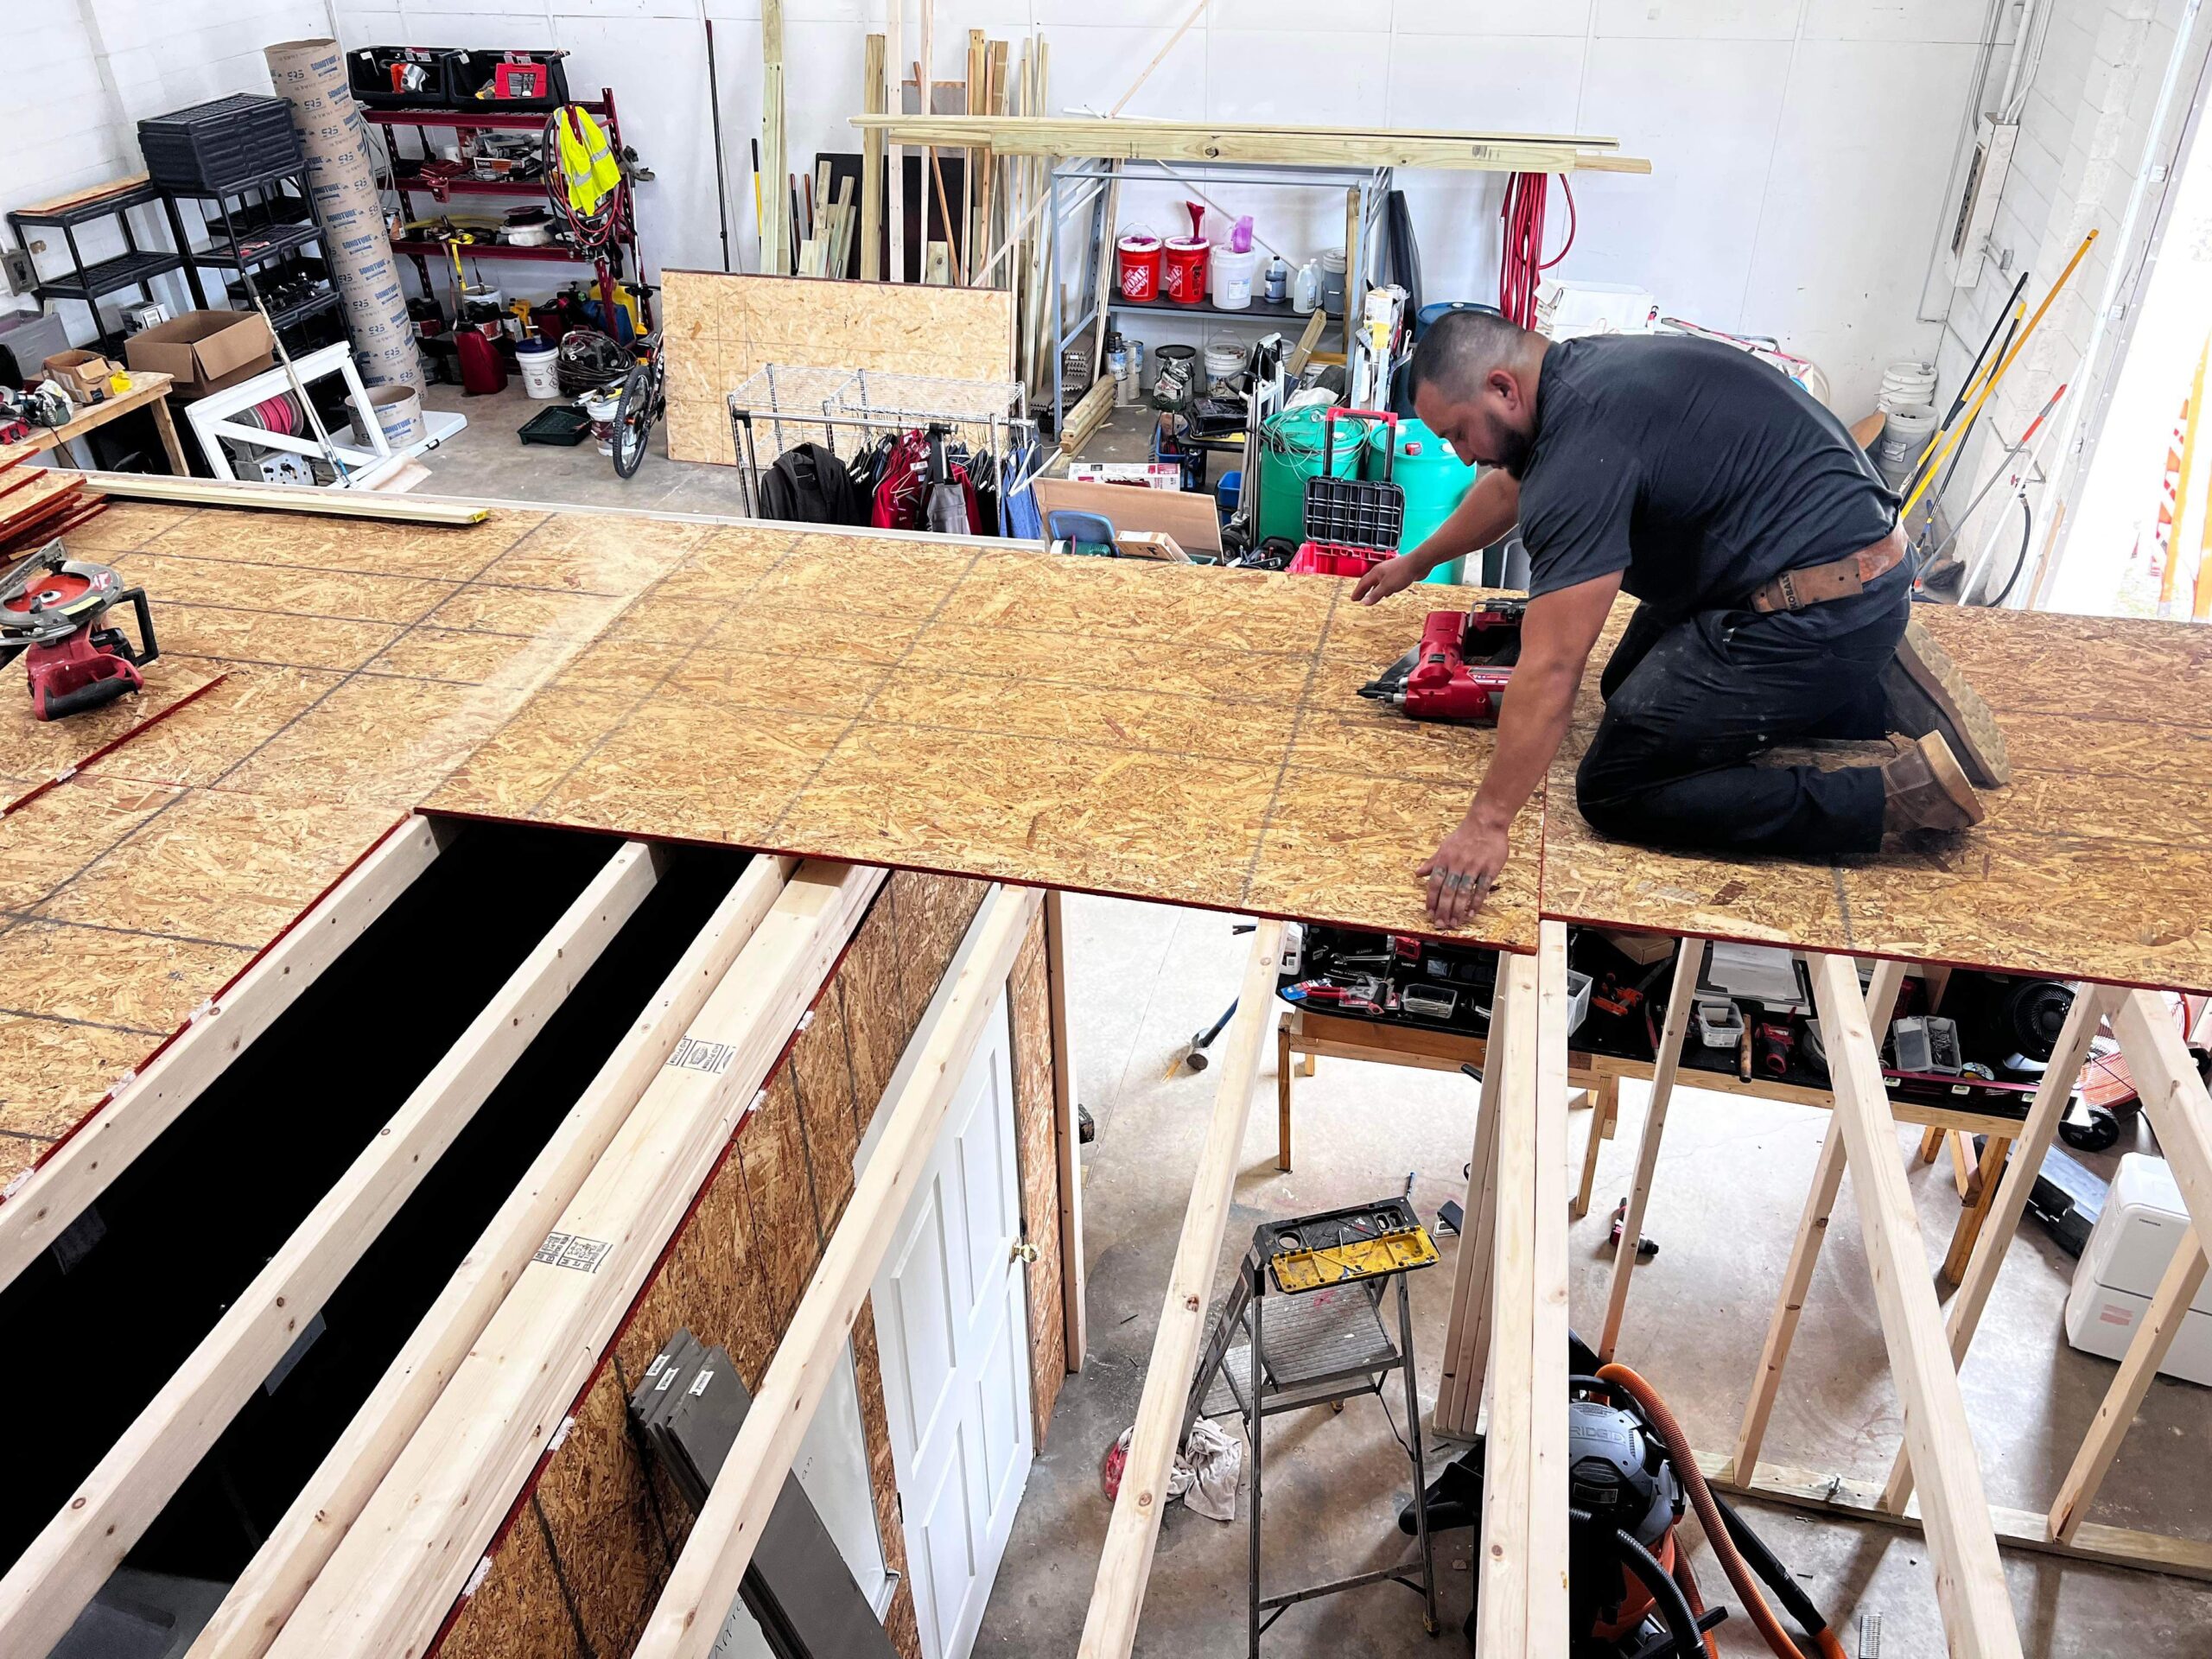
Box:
[0,541,160,721]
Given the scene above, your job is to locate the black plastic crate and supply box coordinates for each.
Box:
[348,46,454,109]
[444,49,570,112]
[139,95,303,194]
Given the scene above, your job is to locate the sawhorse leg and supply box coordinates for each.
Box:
[1275,1016,1294,1173]
[1572,1071,1618,1222]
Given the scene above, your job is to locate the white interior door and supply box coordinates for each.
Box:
[870,990,1033,1659]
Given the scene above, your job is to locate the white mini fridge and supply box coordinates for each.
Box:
[2063,1153,2212,1385]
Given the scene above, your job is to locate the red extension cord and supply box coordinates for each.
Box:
[1498,171,1577,327]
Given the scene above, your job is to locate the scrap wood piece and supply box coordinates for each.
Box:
[187,854,799,1659]
[630,881,1045,1659]
[0,842,663,1659]
[263,861,882,1659]
[1805,951,2024,1659]
[1071,921,1286,1659]
[0,815,450,1287]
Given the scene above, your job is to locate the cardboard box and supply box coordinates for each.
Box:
[41,350,118,398]
[124,310,275,390]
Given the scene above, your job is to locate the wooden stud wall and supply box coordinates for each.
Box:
[431,869,1027,1659]
[659,270,1016,467]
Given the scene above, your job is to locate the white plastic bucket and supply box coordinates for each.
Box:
[1873,400,1938,486]
[1211,246,1259,310]
[346,383,426,450]
[517,339,560,399]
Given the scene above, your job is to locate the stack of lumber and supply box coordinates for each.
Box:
[0,461,106,556]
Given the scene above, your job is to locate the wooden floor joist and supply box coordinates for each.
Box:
[0,816,450,1294]
[264,861,882,1659]
[1073,921,1287,1659]
[1805,952,2023,1659]
[630,882,1045,1659]
[0,840,661,1659]
[187,855,799,1659]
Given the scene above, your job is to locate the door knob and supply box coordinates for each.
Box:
[1012,1240,1039,1265]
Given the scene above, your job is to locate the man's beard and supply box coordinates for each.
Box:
[1495,426,1533,480]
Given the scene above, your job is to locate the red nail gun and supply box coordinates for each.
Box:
[0,541,160,721]
[1357,599,1524,724]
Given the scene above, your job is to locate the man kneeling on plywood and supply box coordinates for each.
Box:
[1354,310,1999,928]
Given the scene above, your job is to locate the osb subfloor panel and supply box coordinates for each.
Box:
[1542,600,2212,990]
[0,502,1529,1194]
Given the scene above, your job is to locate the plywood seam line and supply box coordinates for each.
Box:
[0,815,450,1293]
[186,855,801,1659]
[630,881,1044,1659]
[1073,921,1287,1659]
[1805,951,2024,1659]
[0,841,664,1659]
[262,861,883,1659]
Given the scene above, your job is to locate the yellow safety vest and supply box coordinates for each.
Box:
[555,109,623,216]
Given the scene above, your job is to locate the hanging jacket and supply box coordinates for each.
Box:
[759,442,871,524]
[554,108,624,217]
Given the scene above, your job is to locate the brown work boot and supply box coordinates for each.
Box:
[1883,617,2011,786]
[1881,733,1986,834]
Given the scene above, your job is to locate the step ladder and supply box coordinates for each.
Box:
[1180,1197,1441,1655]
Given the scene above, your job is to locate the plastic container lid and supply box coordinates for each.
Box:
[1319,247,1347,272]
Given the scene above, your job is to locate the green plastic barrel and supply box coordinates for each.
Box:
[1368,417,1478,583]
[1255,405,1366,546]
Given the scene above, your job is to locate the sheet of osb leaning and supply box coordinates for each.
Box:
[1541,596,2212,991]
[425,530,1545,952]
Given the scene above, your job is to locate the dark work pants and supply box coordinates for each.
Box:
[1574,563,1910,856]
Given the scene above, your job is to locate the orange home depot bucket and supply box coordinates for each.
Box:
[1163,236,1210,305]
[1117,232,1164,301]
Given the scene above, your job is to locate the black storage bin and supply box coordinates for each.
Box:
[139,95,304,194]
[346,47,453,109]
[443,49,570,112]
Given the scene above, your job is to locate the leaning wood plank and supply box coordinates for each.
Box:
[1476,947,1542,1655]
[1524,921,1573,1654]
[630,882,1045,1659]
[1071,922,1287,1659]
[187,855,798,1659]
[1433,960,1508,1438]
[0,815,448,1292]
[1598,938,1706,1359]
[1881,982,2113,1512]
[1704,1450,2212,1584]
[2048,1226,2205,1542]
[1806,952,2023,1659]
[0,841,661,1659]
[80,471,489,524]
[1045,889,1086,1370]
[265,861,881,1659]
[861,33,887,281]
[1733,960,1906,1478]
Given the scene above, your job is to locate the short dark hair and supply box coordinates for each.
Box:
[1408,308,1533,402]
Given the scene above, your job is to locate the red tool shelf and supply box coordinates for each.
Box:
[363,99,609,131]
[391,239,601,263]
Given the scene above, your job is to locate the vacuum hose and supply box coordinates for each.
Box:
[1597,1364,1849,1659]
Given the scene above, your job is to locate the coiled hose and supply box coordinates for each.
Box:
[1598,1363,1849,1659]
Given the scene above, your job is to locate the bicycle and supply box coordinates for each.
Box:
[609,325,664,480]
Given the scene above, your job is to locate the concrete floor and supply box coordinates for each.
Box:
[397,399,2212,1659]
[976,895,2212,1659]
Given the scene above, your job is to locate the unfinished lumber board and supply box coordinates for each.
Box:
[0,815,449,1292]
[1704,1450,2212,1584]
[1805,951,2023,1659]
[630,882,1042,1659]
[1433,984,1506,1439]
[1073,922,1286,1659]
[264,861,882,1659]
[1731,959,1905,1478]
[2114,989,2212,1244]
[0,841,661,1659]
[1597,938,1705,1359]
[187,854,798,1659]
[2049,1225,2205,1542]
[1525,922,1573,1654]
[81,470,490,524]
[1044,888,1086,1370]
[861,33,887,281]
[1475,944,1541,1652]
[1881,982,2113,1512]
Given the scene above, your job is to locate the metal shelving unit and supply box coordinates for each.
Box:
[364,90,652,330]
[8,180,199,353]
[157,168,343,350]
[1045,156,1389,435]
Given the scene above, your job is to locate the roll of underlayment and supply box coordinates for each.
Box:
[265,39,421,391]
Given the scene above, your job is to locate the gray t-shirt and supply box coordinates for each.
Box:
[1516,334,1897,620]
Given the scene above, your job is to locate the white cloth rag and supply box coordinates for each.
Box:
[1170,1417,1242,1522]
